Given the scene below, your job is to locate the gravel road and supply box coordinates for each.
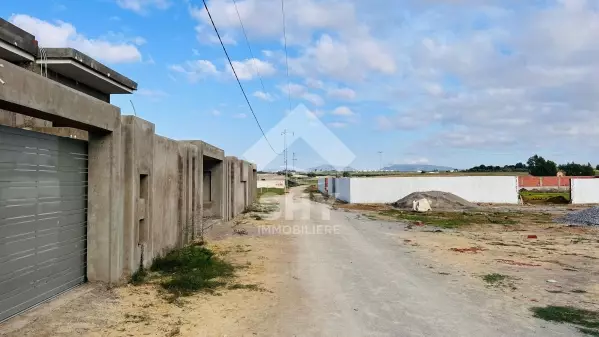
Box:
[261,187,580,337]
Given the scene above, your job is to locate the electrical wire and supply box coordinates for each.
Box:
[280,0,292,112]
[201,0,280,155]
[231,0,268,96]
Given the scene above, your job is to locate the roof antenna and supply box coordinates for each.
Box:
[129,100,137,116]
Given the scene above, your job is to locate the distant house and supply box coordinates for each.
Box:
[557,170,566,177]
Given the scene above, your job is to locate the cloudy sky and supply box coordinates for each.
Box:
[4,0,599,169]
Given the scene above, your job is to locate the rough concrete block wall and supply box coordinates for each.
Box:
[121,116,155,273]
[151,136,180,259]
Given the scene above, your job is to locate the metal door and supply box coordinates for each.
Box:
[0,125,87,322]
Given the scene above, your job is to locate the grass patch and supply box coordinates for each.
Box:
[579,328,599,336]
[482,273,509,284]
[130,267,148,285]
[532,306,599,330]
[245,202,279,214]
[376,209,530,228]
[520,190,570,204]
[258,187,285,198]
[135,245,238,297]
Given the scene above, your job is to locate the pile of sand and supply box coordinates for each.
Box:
[392,191,479,210]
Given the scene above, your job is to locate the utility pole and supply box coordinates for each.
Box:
[378,151,383,171]
[292,152,297,172]
[282,129,293,192]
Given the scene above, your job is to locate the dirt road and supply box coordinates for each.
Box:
[259,187,580,336]
[1,187,586,336]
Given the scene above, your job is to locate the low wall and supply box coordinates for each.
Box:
[258,180,284,188]
[571,179,599,204]
[339,176,519,204]
[518,176,595,189]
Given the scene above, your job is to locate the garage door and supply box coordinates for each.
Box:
[0,124,88,322]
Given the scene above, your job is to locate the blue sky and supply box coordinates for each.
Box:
[3,0,599,170]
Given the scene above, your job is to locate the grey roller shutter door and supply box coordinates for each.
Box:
[0,125,87,322]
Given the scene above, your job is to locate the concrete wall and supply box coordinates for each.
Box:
[151,136,180,261]
[335,178,351,201]
[336,176,519,204]
[571,179,599,204]
[258,180,285,188]
[0,57,257,284]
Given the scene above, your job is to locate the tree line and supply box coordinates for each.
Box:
[466,155,597,177]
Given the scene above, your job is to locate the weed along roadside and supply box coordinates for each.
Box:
[532,306,599,336]
[130,245,240,299]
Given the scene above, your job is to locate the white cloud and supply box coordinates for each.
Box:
[290,34,396,81]
[253,91,274,101]
[233,113,248,119]
[279,83,325,106]
[210,109,222,116]
[302,93,325,106]
[169,59,219,82]
[327,87,356,100]
[332,106,354,116]
[305,78,324,89]
[10,14,142,64]
[194,25,237,45]
[328,122,348,128]
[132,36,147,46]
[116,0,171,14]
[228,58,276,80]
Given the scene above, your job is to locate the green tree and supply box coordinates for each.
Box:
[558,162,595,176]
[342,171,351,177]
[527,155,558,176]
[307,172,316,178]
[596,164,599,171]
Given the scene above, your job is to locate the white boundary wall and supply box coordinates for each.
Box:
[258,180,285,188]
[571,179,599,204]
[317,178,326,194]
[340,176,519,204]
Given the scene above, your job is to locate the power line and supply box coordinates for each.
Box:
[280,0,292,112]
[201,0,279,155]
[231,0,268,95]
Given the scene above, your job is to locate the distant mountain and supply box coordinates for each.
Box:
[309,165,356,172]
[381,164,456,172]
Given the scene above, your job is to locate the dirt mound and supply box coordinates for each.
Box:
[392,191,479,210]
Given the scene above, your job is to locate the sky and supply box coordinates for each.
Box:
[3,0,599,170]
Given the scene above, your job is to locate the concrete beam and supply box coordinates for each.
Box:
[0,58,119,132]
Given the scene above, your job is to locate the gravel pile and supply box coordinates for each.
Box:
[393,191,479,210]
[557,207,599,226]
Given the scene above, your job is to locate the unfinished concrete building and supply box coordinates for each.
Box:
[0,18,257,322]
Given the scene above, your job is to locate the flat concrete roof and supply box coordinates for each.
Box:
[37,48,138,94]
[0,18,37,62]
[201,141,225,161]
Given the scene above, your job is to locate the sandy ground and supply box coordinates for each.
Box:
[338,203,599,314]
[2,189,594,336]
[0,215,294,337]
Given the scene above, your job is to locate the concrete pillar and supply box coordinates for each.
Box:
[87,129,124,283]
[121,116,155,274]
